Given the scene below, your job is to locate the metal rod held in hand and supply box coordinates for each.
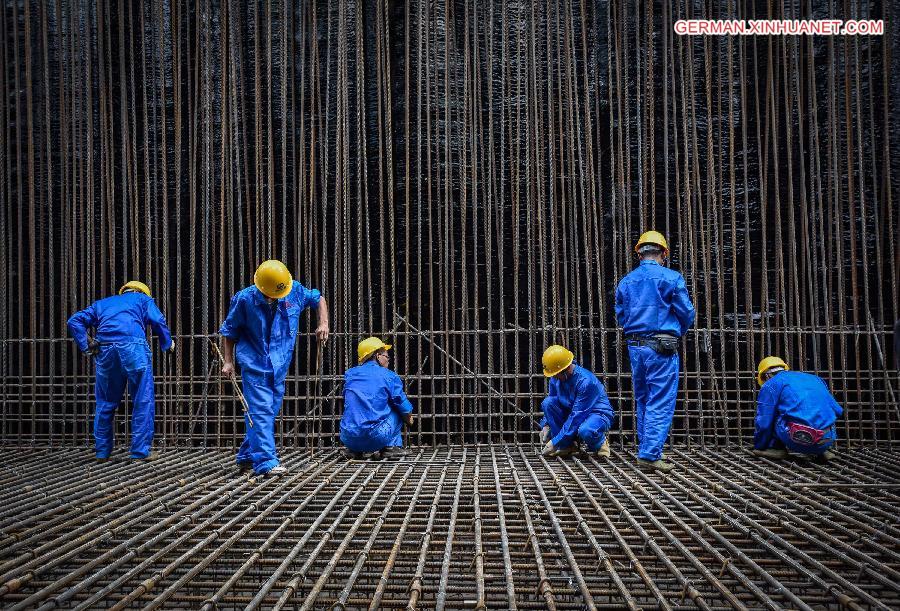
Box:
[207,337,254,428]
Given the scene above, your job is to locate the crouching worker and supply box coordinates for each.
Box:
[67,281,173,461]
[340,337,414,460]
[539,345,615,458]
[753,356,843,461]
[219,260,330,476]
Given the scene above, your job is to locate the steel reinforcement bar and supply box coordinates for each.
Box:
[0,445,898,609]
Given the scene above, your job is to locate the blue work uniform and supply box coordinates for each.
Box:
[219,281,321,474]
[615,259,695,461]
[340,359,414,453]
[67,292,172,459]
[540,363,615,451]
[754,371,843,455]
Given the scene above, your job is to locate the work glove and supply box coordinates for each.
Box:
[540,425,551,444]
[403,413,414,426]
[85,339,100,357]
[542,440,557,457]
[166,339,176,354]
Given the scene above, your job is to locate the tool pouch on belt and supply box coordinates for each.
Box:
[786,422,828,446]
[653,334,679,356]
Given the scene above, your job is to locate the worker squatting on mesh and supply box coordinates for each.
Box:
[539,345,615,458]
[218,260,330,476]
[615,231,696,473]
[752,356,844,461]
[67,281,174,461]
[340,337,415,460]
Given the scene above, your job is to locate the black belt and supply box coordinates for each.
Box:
[625,334,675,342]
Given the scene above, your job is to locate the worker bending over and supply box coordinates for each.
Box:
[219,260,329,476]
[539,345,615,458]
[67,281,173,460]
[615,231,695,473]
[753,356,843,461]
[340,337,414,459]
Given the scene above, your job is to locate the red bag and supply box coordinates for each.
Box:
[786,422,828,446]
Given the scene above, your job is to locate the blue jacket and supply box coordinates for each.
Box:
[67,292,172,352]
[218,281,321,381]
[754,371,843,449]
[341,360,414,437]
[546,363,615,448]
[615,260,695,337]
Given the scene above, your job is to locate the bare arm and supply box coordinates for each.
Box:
[315,296,330,342]
[221,337,236,377]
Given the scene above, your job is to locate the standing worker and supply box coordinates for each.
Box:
[753,356,843,461]
[539,345,615,458]
[340,337,414,459]
[615,231,695,473]
[219,260,329,476]
[67,281,174,461]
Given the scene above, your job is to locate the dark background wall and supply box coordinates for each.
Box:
[1,0,897,448]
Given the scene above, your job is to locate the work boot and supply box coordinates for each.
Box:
[752,448,789,460]
[637,458,674,473]
[379,446,407,459]
[131,452,159,462]
[343,448,365,460]
[596,439,610,458]
[264,465,288,477]
[812,450,836,464]
[237,460,253,473]
[94,456,111,462]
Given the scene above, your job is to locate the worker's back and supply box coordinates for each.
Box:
[615,260,695,337]
[342,360,406,431]
[761,371,842,430]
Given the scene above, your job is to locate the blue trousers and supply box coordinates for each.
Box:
[628,345,679,461]
[237,372,286,474]
[340,411,403,453]
[93,343,155,459]
[762,422,836,456]
[541,397,611,451]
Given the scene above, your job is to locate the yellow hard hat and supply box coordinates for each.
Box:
[757,356,789,386]
[119,281,151,297]
[254,260,293,299]
[358,336,392,363]
[634,230,669,254]
[542,344,574,377]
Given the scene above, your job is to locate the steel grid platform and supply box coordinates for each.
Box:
[1,445,899,610]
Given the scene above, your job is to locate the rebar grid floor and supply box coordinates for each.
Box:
[1,446,898,610]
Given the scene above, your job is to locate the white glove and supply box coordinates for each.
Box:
[167,339,176,353]
[540,425,551,444]
[542,440,557,457]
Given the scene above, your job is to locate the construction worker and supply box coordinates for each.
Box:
[219,260,329,476]
[615,231,695,473]
[340,337,414,459]
[753,357,843,460]
[67,281,173,461]
[539,345,615,458]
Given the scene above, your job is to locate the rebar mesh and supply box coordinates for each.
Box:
[0,0,897,449]
[1,446,899,609]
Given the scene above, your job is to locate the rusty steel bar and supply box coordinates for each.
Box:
[336,449,438,610]
[515,446,597,610]
[244,462,378,609]
[1,446,899,608]
[295,456,422,610]
[536,453,638,610]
